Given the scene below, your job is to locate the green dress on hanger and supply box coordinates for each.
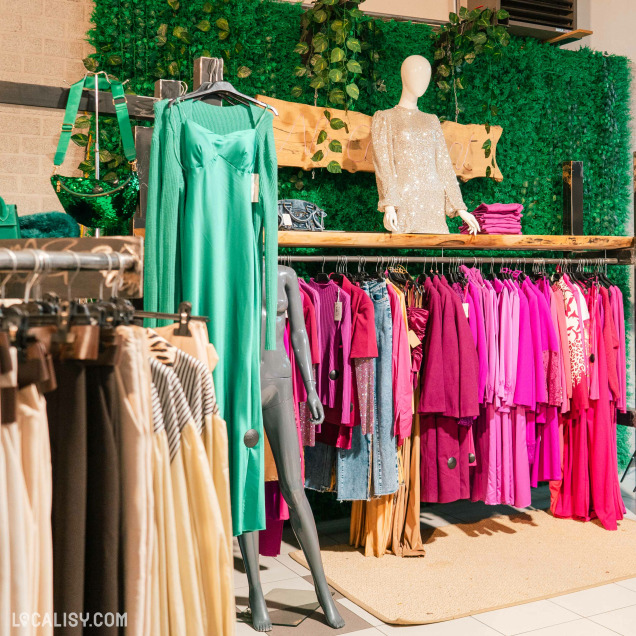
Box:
[145,99,278,535]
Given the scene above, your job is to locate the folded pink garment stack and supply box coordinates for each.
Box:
[459,202,523,235]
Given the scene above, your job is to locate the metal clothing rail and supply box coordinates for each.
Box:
[278,255,620,265]
[0,249,137,272]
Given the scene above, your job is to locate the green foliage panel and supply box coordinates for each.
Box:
[88,0,633,470]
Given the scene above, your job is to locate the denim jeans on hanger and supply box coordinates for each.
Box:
[336,280,399,500]
[304,442,336,492]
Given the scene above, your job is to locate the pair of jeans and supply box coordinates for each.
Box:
[304,442,335,492]
[336,281,399,500]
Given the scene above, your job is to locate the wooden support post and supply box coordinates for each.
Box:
[132,60,223,235]
[133,80,184,236]
[563,160,584,235]
[193,57,224,90]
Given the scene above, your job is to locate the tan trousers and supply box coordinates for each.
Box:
[154,323,233,558]
[350,413,425,558]
[170,447,206,636]
[182,423,235,635]
[0,426,11,636]
[2,423,35,636]
[153,322,234,634]
[152,430,188,636]
[114,327,155,636]
[17,385,54,636]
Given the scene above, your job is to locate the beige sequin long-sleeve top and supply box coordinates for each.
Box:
[371,106,466,234]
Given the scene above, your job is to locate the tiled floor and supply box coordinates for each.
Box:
[235,467,636,636]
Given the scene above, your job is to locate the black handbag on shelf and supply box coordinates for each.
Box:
[278,199,326,232]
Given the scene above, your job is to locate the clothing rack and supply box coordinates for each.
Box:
[278,255,620,265]
[0,249,136,272]
[0,237,143,299]
[283,251,636,436]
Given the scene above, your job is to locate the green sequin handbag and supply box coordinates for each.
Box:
[51,75,139,230]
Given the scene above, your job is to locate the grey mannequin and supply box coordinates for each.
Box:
[237,265,345,632]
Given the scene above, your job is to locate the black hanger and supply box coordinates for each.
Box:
[174,301,193,337]
[110,297,135,326]
[386,257,401,286]
[315,256,331,283]
[598,264,612,288]
[416,259,428,287]
[168,80,279,116]
[4,305,30,356]
[88,299,115,327]
[375,256,388,280]
[329,256,345,285]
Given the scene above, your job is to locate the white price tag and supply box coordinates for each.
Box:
[251,173,259,203]
[462,302,470,319]
[282,213,292,227]
[334,287,343,321]
[408,329,422,349]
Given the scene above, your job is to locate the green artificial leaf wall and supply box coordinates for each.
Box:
[86,0,634,469]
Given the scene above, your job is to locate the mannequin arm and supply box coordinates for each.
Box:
[382,206,399,233]
[282,266,325,424]
[457,209,480,235]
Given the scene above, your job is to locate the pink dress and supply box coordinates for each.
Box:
[321,275,378,448]
[387,282,413,445]
[421,277,479,503]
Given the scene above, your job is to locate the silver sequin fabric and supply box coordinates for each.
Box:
[299,401,315,447]
[371,106,466,234]
[354,357,374,435]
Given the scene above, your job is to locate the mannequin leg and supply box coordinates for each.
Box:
[237,531,273,632]
[263,399,345,629]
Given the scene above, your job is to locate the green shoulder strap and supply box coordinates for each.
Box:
[0,197,8,223]
[53,75,136,168]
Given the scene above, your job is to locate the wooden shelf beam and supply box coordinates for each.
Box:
[547,29,593,46]
[278,231,634,253]
[0,80,157,121]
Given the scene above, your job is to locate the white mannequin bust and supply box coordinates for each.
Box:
[381,55,480,235]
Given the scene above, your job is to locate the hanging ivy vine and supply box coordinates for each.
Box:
[291,0,384,172]
[431,5,511,123]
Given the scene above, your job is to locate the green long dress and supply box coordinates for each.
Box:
[145,99,278,535]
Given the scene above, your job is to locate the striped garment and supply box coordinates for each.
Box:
[149,357,194,461]
[150,381,165,434]
[147,330,218,433]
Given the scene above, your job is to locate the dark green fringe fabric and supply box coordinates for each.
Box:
[19,212,80,239]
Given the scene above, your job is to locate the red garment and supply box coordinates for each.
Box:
[420,277,479,503]
[303,289,321,364]
[259,481,289,557]
[387,282,413,444]
[551,286,625,530]
[340,275,378,359]
[599,287,620,402]
[407,307,429,386]
[318,274,377,449]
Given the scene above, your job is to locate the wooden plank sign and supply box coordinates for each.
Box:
[256,95,506,182]
[441,121,504,182]
[256,95,374,173]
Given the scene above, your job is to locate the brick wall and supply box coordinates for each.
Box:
[0,0,94,215]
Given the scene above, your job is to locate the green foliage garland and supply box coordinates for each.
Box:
[291,0,384,173]
[87,1,633,468]
[432,5,511,123]
[293,0,381,108]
